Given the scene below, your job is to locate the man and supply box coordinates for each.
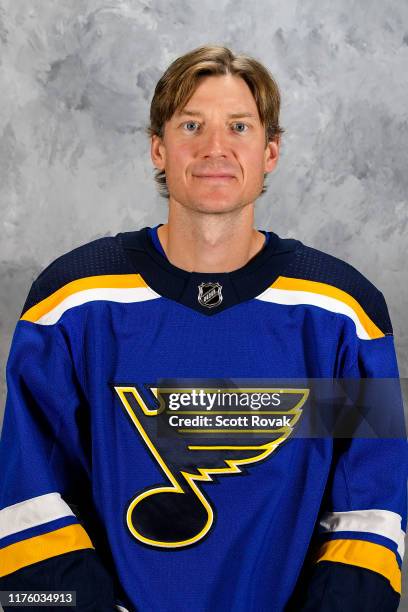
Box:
[0,45,406,611]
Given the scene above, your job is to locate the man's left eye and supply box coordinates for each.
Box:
[232,122,248,133]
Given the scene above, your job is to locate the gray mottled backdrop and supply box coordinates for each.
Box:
[0,0,407,607]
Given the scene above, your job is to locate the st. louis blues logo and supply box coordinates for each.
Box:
[197,282,223,308]
[113,382,308,550]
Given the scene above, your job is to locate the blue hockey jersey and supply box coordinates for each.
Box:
[0,226,406,611]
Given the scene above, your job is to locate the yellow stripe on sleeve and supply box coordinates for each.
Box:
[271,276,384,339]
[21,274,149,323]
[314,538,401,594]
[0,523,94,577]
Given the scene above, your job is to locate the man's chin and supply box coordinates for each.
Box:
[187,198,247,214]
[180,189,250,214]
[168,187,255,214]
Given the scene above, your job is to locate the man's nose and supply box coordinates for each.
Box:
[200,126,229,158]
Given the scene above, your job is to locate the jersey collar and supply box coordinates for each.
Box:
[117,227,301,316]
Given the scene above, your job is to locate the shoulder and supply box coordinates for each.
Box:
[272,239,392,337]
[20,233,136,317]
[284,241,379,300]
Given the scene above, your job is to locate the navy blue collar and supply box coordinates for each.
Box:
[118,227,300,316]
[148,225,167,258]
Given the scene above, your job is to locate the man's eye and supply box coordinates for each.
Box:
[233,122,248,133]
[183,121,200,132]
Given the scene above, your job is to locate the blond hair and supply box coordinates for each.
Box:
[146,45,284,199]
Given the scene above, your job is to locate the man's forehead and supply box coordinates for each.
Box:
[170,74,262,121]
[174,108,258,119]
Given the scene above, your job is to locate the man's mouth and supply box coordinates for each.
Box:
[193,174,235,181]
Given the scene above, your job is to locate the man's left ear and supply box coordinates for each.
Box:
[264,138,280,174]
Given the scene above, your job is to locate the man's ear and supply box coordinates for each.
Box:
[264,138,280,174]
[151,134,166,171]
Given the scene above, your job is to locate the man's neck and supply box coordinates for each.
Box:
[157,204,267,273]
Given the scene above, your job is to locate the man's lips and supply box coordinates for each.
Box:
[193,173,235,179]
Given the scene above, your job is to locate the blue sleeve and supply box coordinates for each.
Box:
[293,291,407,611]
[0,281,116,611]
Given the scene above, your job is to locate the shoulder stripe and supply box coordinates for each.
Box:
[255,276,384,339]
[0,493,74,540]
[21,274,161,325]
[318,509,405,560]
[0,524,93,577]
[315,539,401,594]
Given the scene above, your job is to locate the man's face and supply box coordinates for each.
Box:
[151,74,279,214]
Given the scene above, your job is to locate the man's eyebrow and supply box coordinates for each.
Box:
[177,109,257,119]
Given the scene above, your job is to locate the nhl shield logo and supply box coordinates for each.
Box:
[198,282,223,308]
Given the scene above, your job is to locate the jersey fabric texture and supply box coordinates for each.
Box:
[0,226,407,612]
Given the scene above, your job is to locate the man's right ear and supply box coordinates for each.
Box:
[150,134,166,171]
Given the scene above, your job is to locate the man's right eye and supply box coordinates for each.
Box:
[183,121,200,132]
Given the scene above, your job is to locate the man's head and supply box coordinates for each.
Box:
[147,45,284,214]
